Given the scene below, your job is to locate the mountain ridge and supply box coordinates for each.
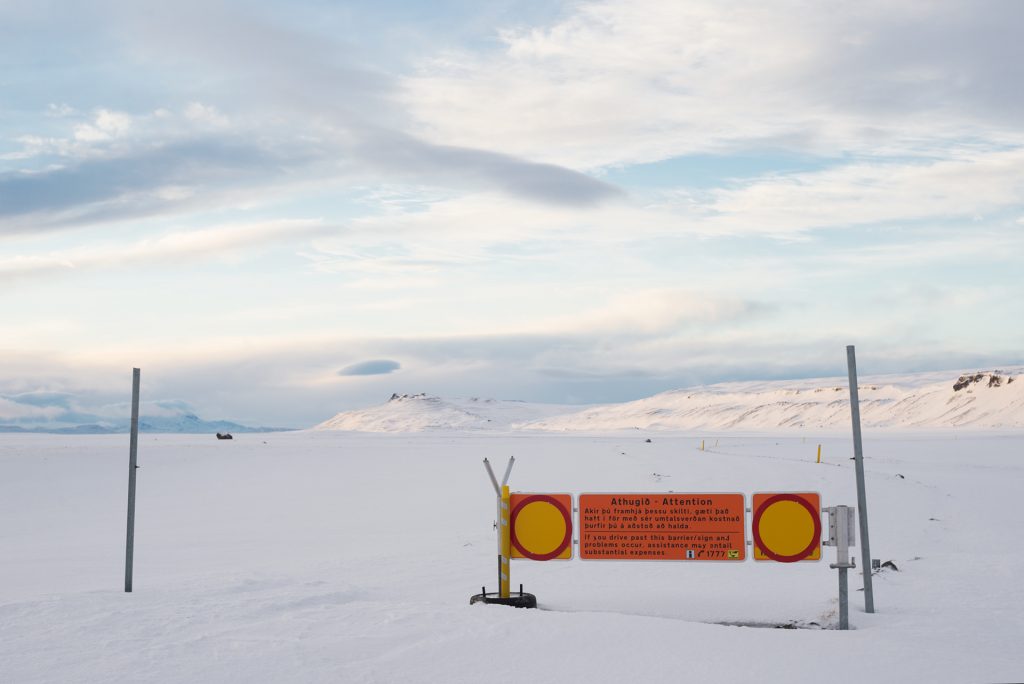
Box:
[0,413,290,435]
[315,367,1024,433]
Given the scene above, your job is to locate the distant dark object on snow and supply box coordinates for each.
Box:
[216,432,233,440]
[389,392,430,402]
[645,438,652,443]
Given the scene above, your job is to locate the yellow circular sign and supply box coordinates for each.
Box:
[758,500,816,556]
[516,500,569,556]
[753,493,822,562]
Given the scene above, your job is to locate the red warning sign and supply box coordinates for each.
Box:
[510,493,573,560]
[752,492,822,562]
[578,493,745,561]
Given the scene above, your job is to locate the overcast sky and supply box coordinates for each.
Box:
[2,0,1022,427]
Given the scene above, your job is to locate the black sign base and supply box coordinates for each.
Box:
[470,590,537,609]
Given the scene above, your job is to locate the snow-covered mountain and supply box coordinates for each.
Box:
[527,368,1024,431]
[315,368,1024,432]
[0,390,290,434]
[313,393,582,432]
[0,412,286,435]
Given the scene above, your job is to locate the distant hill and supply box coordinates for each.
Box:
[0,413,289,435]
[525,369,1024,431]
[315,368,1024,433]
[314,393,583,432]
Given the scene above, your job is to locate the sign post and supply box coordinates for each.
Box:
[473,458,536,608]
[124,368,140,593]
[825,505,857,630]
[482,457,514,596]
[846,345,876,612]
[499,485,511,598]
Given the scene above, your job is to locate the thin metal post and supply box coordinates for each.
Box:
[500,456,515,486]
[838,568,849,630]
[483,458,500,496]
[124,368,140,592]
[846,346,875,613]
[827,505,855,630]
[482,457,515,598]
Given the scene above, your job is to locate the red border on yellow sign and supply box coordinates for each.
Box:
[752,492,822,562]
[510,493,573,561]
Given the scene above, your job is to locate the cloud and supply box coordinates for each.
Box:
[536,366,659,380]
[696,147,1024,236]
[298,145,1024,251]
[0,219,331,283]
[4,391,76,408]
[0,0,619,232]
[0,386,208,427]
[0,388,106,425]
[352,128,622,207]
[73,108,133,142]
[2,0,1022,429]
[0,136,329,231]
[46,103,77,118]
[338,359,402,376]
[544,289,772,336]
[0,121,616,235]
[91,398,196,419]
[183,102,229,127]
[3,306,1021,428]
[0,397,64,422]
[403,0,1024,168]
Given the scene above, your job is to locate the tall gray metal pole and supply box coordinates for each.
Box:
[846,346,875,613]
[124,368,140,593]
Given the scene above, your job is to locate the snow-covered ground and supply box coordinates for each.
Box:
[2,428,1022,682]
[316,369,1024,433]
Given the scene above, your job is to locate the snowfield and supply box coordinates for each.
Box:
[2,426,1023,683]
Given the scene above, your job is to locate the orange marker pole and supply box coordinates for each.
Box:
[500,485,511,598]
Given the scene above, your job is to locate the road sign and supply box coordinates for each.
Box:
[752,492,822,562]
[578,493,746,561]
[510,493,573,560]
